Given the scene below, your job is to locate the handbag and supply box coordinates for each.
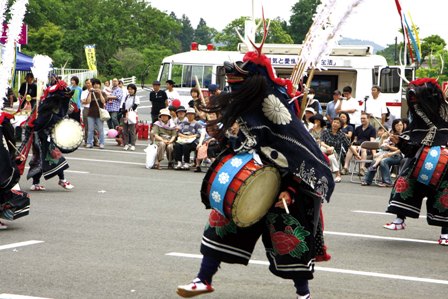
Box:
[92,92,110,121]
[197,143,208,160]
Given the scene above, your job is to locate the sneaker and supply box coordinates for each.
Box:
[334,176,342,183]
[99,144,104,149]
[438,236,448,246]
[383,222,406,230]
[129,145,135,151]
[58,180,74,190]
[297,294,311,299]
[0,221,7,230]
[177,278,214,298]
[86,144,93,148]
[123,144,130,151]
[181,162,190,170]
[377,182,394,187]
[30,184,46,191]
[174,162,182,170]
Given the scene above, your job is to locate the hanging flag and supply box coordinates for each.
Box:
[84,44,97,71]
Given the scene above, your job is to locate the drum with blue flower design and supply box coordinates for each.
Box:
[205,152,280,227]
[411,146,448,189]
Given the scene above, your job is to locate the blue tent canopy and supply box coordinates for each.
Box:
[15,50,33,71]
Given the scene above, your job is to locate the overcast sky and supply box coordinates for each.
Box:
[148,0,447,48]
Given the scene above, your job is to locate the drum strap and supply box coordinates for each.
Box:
[417,146,440,185]
[209,152,253,216]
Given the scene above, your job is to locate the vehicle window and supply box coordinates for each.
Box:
[171,65,183,87]
[203,66,213,88]
[379,67,400,93]
[159,63,170,84]
[182,65,206,88]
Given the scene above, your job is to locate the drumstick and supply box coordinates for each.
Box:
[194,75,207,106]
[7,140,26,161]
[282,198,290,214]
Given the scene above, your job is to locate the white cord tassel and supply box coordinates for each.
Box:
[0,0,29,109]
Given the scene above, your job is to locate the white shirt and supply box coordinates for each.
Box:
[81,89,90,108]
[124,94,140,110]
[340,97,361,126]
[120,87,128,106]
[364,94,387,119]
[165,89,181,106]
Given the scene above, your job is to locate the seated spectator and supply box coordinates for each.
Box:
[362,119,404,187]
[302,107,316,130]
[152,108,177,170]
[174,108,205,170]
[309,114,326,142]
[339,111,354,141]
[175,106,187,127]
[320,117,351,183]
[194,120,214,173]
[341,112,376,176]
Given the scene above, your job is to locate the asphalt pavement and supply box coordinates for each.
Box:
[1,90,447,298]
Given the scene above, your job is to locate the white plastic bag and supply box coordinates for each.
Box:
[127,109,137,124]
[144,144,158,169]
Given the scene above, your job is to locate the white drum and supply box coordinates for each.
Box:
[51,118,84,153]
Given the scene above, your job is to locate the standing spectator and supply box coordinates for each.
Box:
[122,84,140,151]
[165,80,180,107]
[150,80,168,123]
[69,76,82,122]
[152,108,177,169]
[86,78,107,149]
[326,90,341,125]
[336,86,361,126]
[103,80,112,96]
[363,85,387,130]
[341,113,376,175]
[106,78,122,129]
[18,72,37,109]
[80,79,93,146]
[118,80,128,103]
[173,108,205,170]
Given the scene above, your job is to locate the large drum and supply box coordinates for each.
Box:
[204,152,280,227]
[411,146,448,189]
[51,118,84,153]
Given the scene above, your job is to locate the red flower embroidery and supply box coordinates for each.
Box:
[209,210,230,228]
[270,225,300,255]
[394,177,409,193]
[50,148,62,160]
[439,192,448,208]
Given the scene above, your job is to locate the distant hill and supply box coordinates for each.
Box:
[338,37,385,53]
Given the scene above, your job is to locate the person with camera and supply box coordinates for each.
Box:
[85,78,107,149]
[362,85,387,130]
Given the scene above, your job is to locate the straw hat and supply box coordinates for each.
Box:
[158,108,171,118]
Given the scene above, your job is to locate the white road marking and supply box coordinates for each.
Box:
[166,252,448,285]
[0,295,52,299]
[66,157,145,166]
[0,240,44,251]
[324,231,436,244]
[351,210,426,218]
[77,147,146,155]
[24,167,89,174]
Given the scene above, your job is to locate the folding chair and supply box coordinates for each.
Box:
[349,141,380,183]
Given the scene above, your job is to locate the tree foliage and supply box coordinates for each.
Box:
[215,17,293,51]
[288,0,320,44]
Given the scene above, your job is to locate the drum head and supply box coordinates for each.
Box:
[52,119,84,153]
[232,166,280,227]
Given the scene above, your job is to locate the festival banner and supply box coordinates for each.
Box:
[84,44,97,71]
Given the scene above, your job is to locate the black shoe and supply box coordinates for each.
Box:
[194,166,202,173]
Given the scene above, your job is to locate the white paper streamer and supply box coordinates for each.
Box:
[292,0,365,84]
[0,0,9,109]
[0,0,29,109]
[31,55,52,84]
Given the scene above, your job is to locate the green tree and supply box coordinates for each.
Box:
[288,0,321,44]
[420,35,446,64]
[215,17,293,51]
[179,14,195,52]
[194,18,216,45]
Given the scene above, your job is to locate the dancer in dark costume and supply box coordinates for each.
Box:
[384,78,448,245]
[0,111,30,229]
[17,80,76,191]
[176,25,334,299]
